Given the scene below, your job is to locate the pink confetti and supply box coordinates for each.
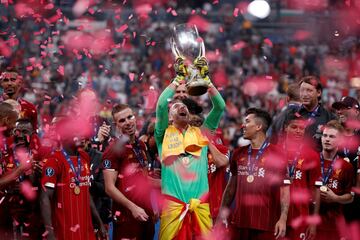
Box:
[115,211,121,216]
[70,224,80,232]
[20,181,37,201]
[88,8,95,15]
[44,3,54,10]
[57,65,65,76]
[134,4,152,19]
[116,24,128,33]
[263,38,273,47]
[0,39,12,57]
[233,8,239,17]
[305,214,321,225]
[293,30,312,41]
[57,203,62,208]
[187,15,210,32]
[232,41,246,51]
[171,9,178,16]
[14,3,35,18]
[42,231,49,237]
[73,0,89,17]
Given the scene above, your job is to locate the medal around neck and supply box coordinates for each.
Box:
[320,186,328,192]
[247,175,254,183]
[74,185,81,195]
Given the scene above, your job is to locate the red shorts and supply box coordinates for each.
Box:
[114,216,154,240]
[286,226,307,240]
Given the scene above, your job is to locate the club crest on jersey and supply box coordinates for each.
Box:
[297,159,304,168]
[103,160,111,169]
[334,169,341,178]
[45,167,55,177]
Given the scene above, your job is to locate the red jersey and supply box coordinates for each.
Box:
[41,149,95,240]
[207,133,229,219]
[102,139,153,219]
[230,144,287,231]
[18,98,38,130]
[318,158,354,231]
[286,147,321,223]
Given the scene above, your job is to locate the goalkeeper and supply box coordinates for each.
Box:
[155,57,225,240]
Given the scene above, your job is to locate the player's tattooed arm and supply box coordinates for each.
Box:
[216,176,237,226]
[280,185,290,220]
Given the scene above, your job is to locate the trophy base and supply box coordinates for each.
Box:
[186,81,208,96]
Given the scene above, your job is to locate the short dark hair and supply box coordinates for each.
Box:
[299,76,322,92]
[0,102,17,119]
[283,109,305,127]
[16,118,32,125]
[287,83,300,102]
[112,103,130,119]
[245,108,272,133]
[0,66,22,81]
[182,97,203,115]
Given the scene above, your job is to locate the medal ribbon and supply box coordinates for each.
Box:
[343,148,349,158]
[247,140,269,176]
[131,139,146,168]
[62,150,81,186]
[284,145,302,179]
[320,153,337,185]
[307,105,320,121]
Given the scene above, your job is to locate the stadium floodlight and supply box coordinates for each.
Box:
[247,0,271,19]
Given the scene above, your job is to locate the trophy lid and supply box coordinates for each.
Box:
[171,24,204,61]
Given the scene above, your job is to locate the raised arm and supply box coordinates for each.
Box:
[192,57,225,131]
[154,84,176,144]
[203,86,226,131]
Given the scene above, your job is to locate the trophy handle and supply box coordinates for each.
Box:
[198,40,206,58]
[171,37,184,60]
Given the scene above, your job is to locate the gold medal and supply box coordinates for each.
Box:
[74,186,81,195]
[247,175,254,183]
[320,186,328,192]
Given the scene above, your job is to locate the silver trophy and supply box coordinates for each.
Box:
[171,24,208,96]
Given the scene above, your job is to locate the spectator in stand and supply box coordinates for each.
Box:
[331,96,360,229]
[270,82,301,144]
[316,120,354,240]
[297,76,335,150]
[173,83,188,101]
